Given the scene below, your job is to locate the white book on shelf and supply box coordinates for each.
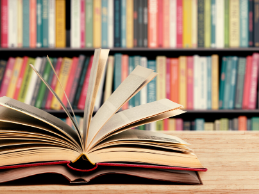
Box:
[194,55,200,109]
[24,57,42,105]
[192,0,197,48]
[49,0,56,48]
[149,122,157,131]
[200,57,207,109]
[108,0,114,48]
[8,0,17,48]
[71,0,80,48]
[216,0,224,48]
[140,57,147,105]
[169,0,176,48]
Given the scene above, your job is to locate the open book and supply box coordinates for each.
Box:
[0,49,206,184]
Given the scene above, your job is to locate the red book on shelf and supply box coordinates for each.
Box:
[13,57,29,100]
[170,58,179,103]
[78,56,94,110]
[176,0,183,48]
[80,0,85,48]
[242,56,252,109]
[157,0,163,47]
[163,0,169,48]
[248,53,259,109]
[1,0,8,48]
[121,55,129,110]
[0,57,15,97]
[148,0,158,48]
[238,116,247,131]
[30,0,36,48]
[176,118,183,131]
[163,58,171,131]
[63,57,79,107]
[45,58,63,109]
[187,56,194,109]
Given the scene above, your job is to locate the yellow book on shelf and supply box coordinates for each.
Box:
[229,0,240,47]
[51,58,72,110]
[212,54,219,110]
[17,0,23,47]
[126,0,134,48]
[6,57,23,98]
[183,0,192,48]
[169,118,176,131]
[204,122,214,131]
[204,0,211,48]
[93,0,101,48]
[179,56,187,109]
[55,0,66,47]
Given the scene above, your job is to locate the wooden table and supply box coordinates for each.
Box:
[0,131,258,193]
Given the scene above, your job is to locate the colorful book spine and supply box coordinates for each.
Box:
[224,0,229,47]
[108,0,114,48]
[121,55,129,110]
[121,0,126,47]
[148,0,157,48]
[0,60,7,88]
[183,0,192,48]
[8,0,17,47]
[170,58,179,103]
[134,56,140,106]
[248,53,259,109]
[229,56,238,109]
[194,55,200,109]
[175,119,183,131]
[101,0,108,48]
[195,118,204,131]
[80,0,85,48]
[147,60,156,103]
[211,55,219,110]
[0,58,15,97]
[251,117,259,130]
[163,0,170,48]
[216,0,224,48]
[183,121,191,131]
[143,0,148,47]
[219,57,227,109]
[187,56,193,109]
[128,56,135,108]
[71,0,80,48]
[104,56,114,102]
[249,0,254,47]
[220,118,228,131]
[17,0,23,47]
[223,57,232,109]
[1,0,8,48]
[138,0,144,47]
[166,58,171,101]
[192,0,197,47]
[179,56,186,108]
[205,0,211,48]
[133,0,138,47]
[48,0,55,47]
[114,0,121,47]
[36,0,42,47]
[200,57,207,109]
[254,0,259,47]
[42,0,49,47]
[55,0,66,47]
[114,53,122,91]
[242,56,252,109]
[240,0,248,47]
[238,116,247,131]
[30,0,36,48]
[170,0,176,48]
[168,118,176,131]
[229,0,240,47]
[85,0,93,47]
[157,0,163,47]
[22,0,30,47]
[204,122,214,131]
[176,0,182,47]
[126,0,133,48]
[247,118,251,130]
[235,57,246,109]
[197,0,204,47]
[207,57,211,109]
[93,0,101,48]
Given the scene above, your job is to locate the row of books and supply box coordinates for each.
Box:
[0,0,66,48]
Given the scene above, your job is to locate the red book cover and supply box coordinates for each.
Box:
[1,0,8,48]
[242,56,252,109]
[30,0,36,48]
[176,0,183,48]
[121,55,129,110]
[163,0,169,47]
[238,116,247,131]
[45,58,63,109]
[148,0,158,48]
[0,57,15,97]
[248,53,259,109]
[63,57,79,107]
[157,0,163,47]
[78,56,94,110]
[13,57,29,100]
[80,0,85,48]
[187,56,194,109]
[170,58,179,103]
[176,118,183,131]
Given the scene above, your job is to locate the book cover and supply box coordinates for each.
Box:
[104,56,114,102]
[121,0,126,47]
[249,0,254,47]
[242,56,252,109]
[8,0,17,47]
[229,0,240,47]
[157,0,163,47]
[205,0,211,48]
[22,0,30,47]
[163,0,170,48]
[216,0,224,48]
[128,56,135,108]
[148,0,158,48]
[187,56,193,109]
[93,0,101,48]
[101,0,108,48]
[0,58,15,97]
[254,0,259,47]
[235,57,246,109]
[194,55,200,109]
[220,118,228,131]
[197,0,204,47]
[126,0,133,48]
[48,0,55,47]
[36,0,42,47]
[195,118,204,131]
[204,122,214,131]
[0,60,7,88]
[251,117,259,130]
[108,0,114,48]
[30,0,36,48]
[228,56,238,109]
[80,0,85,48]
[238,116,247,131]
[170,58,179,103]
[137,0,143,47]
[183,0,192,48]
[183,121,191,131]
[42,0,48,47]
[168,118,176,131]
[85,0,93,47]
[114,0,121,47]
[170,0,176,48]
[121,55,129,110]
[211,55,219,110]
[1,0,8,48]
[240,0,248,47]
[134,56,141,106]
[192,0,197,47]
[219,57,227,109]
[71,0,80,48]
[55,0,66,47]
[17,0,23,47]
[176,0,183,47]
[248,53,259,109]
[147,60,156,103]
[224,0,229,47]
[223,57,232,109]
[200,57,207,109]
[175,118,183,131]
[207,57,211,109]
[143,0,148,47]
[179,56,186,108]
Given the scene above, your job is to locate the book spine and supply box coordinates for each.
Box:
[252,117,259,130]
[121,55,129,110]
[126,0,133,48]
[204,122,214,131]
[247,118,251,130]
[156,120,164,131]
[200,57,207,109]
[157,0,163,47]
[235,58,246,109]
[219,57,227,109]
[114,54,122,91]
[137,0,143,47]
[134,56,140,106]
[176,118,183,131]
[187,56,193,109]
[0,60,7,88]
[45,57,62,109]
[42,0,48,47]
[249,0,254,47]
[121,0,126,47]
[216,0,224,48]
[205,0,211,48]
[108,0,114,48]
[211,55,219,110]
[228,56,238,109]
[220,118,228,131]
[240,0,249,47]
[133,0,138,47]
[254,0,259,47]
[22,0,30,47]
[143,0,148,47]
[147,60,156,103]
[128,56,135,108]
[85,0,93,47]
[93,0,101,48]
[168,118,176,131]
[156,56,166,100]
[224,0,229,47]
[176,0,182,48]
[233,118,238,130]
[223,57,232,109]
[101,0,108,47]
[166,58,171,100]
[80,0,85,48]
[179,56,187,108]
[1,0,8,48]
[229,0,240,47]
[8,0,17,47]
[0,58,15,96]
[195,118,204,131]
[169,0,176,48]
[55,0,66,47]
[183,0,192,48]
[114,0,121,47]
[248,53,259,109]
[207,57,211,109]
[197,0,204,47]
[192,0,197,47]
[17,0,23,47]
[104,56,114,101]
[48,0,55,47]
[30,0,36,48]
[170,58,179,103]
[148,0,157,48]
[242,56,252,109]
[194,55,200,109]
[163,0,169,48]
[36,0,42,47]
[140,57,147,106]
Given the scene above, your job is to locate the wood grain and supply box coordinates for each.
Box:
[0,131,258,193]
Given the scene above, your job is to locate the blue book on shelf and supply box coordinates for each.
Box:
[134,56,141,107]
[121,0,126,47]
[195,118,204,131]
[240,0,249,47]
[211,0,216,48]
[147,60,156,103]
[223,57,232,109]
[36,0,42,47]
[42,0,48,47]
[101,0,108,47]
[114,0,121,47]
[207,56,212,109]
[23,0,30,47]
[114,54,122,91]
[128,56,135,108]
[219,57,227,109]
[235,57,246,109]
[228,56,238,109]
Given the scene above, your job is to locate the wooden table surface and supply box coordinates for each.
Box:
[0,131,258,194]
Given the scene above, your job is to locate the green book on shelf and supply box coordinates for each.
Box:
[156,120,163,131]
[36,0,43,47]
[198,0,205,47]
[42,0,48,47]
[23,0,30,47]
[235,57,246,109]
[223,57,232,109]
[220,118,228,131]
[251,117,259,131]
[85,0,93,47]
[224,0,229,47]
[219,57,227,109]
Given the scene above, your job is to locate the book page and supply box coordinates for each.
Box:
[86,65,156,149]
